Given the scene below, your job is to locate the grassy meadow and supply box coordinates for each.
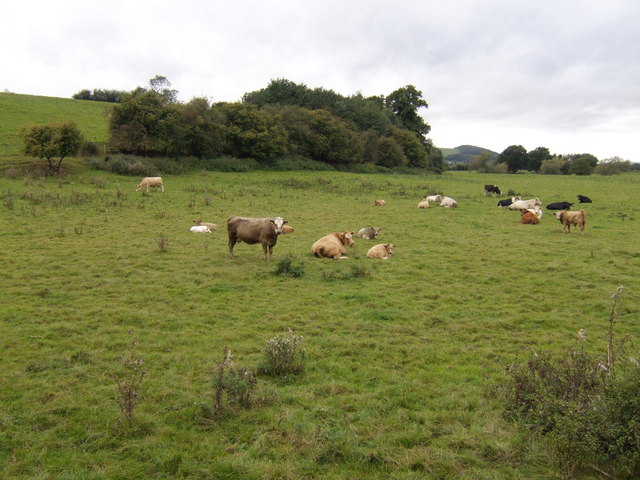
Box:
[0,92,111,159]
[1,168,639,479]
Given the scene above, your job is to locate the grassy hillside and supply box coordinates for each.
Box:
[1,169,638,479]
[0,92,111,157]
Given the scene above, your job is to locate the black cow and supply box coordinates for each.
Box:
[546,201,573,210]
[577,195,592,203]
[484,184,502,196]
[497,196,521,207]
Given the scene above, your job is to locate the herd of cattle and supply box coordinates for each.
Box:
[136,176,591,261]
[482,183,589,233]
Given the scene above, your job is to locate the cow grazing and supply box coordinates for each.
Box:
[508,198,542,210]
[193,220,219,230]
[440,196,457,208]
[418,198,430,208]
[555,210,586,233]
[520,210,539,225]
[425,194,443,203]
[367,243,396,259]
[357,227,381,240]
[227,216,288,260]
[546,201,573,210]
[374,199,386,206]
[577,195,592,203]
[136,176,164,193]
[311,231,355,259]
[190,225,211,233]
[484,184,502,196]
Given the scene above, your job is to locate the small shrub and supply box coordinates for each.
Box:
[3,190,14,210]
[114,338,146,426]
[156,233,169,252]
[273,255,305,277]
[321,264,369,282]
[213,347,258,413]
[259,330,305,376]
[3,168,22,179]
[90,176,106,188]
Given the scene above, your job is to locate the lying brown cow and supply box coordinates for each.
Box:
[367,243,396,259]
[520,210,539,225]
[311,231,355,259]
[227,216,288,260]
[555,210,586,233]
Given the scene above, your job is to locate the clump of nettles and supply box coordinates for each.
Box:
[259,330,305,376]
[114,339,146,427]
[212,347,257,414]
[499,286,640,478]
[273,255,305,277]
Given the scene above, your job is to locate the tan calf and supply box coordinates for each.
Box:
[367,243,396,259]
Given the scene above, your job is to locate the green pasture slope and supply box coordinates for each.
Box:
[0,92,111,157]
[1,169,639,479]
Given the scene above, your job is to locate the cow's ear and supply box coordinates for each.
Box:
[350,231,355,235]
[283,220,288,224]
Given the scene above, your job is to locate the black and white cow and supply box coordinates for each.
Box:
[484,184,502,196]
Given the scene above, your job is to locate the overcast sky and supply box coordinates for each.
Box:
[3,0,639,161]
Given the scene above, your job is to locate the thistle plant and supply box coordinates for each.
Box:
[259,330,305,376]
[114,338,146,426]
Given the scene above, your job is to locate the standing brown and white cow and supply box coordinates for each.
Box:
[227,216,288,260]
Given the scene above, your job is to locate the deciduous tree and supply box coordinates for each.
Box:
[21,122,83,172]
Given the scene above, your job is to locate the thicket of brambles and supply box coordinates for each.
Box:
[103,77,444,173]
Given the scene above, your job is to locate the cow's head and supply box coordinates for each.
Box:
[555,211,564,220]
[534,198,542,206]
[338,231,355,246]
[371,227,382,238]
[385,243,396,255]
[270,217,287,235]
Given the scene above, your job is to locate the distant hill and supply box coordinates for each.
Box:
[0,92,111,156]
[442,145,500,164]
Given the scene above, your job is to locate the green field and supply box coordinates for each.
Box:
[1,168,638,479]
[0,92,111,158]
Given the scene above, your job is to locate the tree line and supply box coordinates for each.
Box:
[465,144,634,175]
[104,77,444,172]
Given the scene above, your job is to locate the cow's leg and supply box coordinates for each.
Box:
[228,235,237,258]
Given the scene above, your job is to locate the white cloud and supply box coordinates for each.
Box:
[2,0,639,161]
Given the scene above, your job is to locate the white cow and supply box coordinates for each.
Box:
[190,225,211,233]
[508,198,542,210]
[440,196,457,208]
[136,177,164,193]
[425,194,443,203]
[526,206,543,219]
